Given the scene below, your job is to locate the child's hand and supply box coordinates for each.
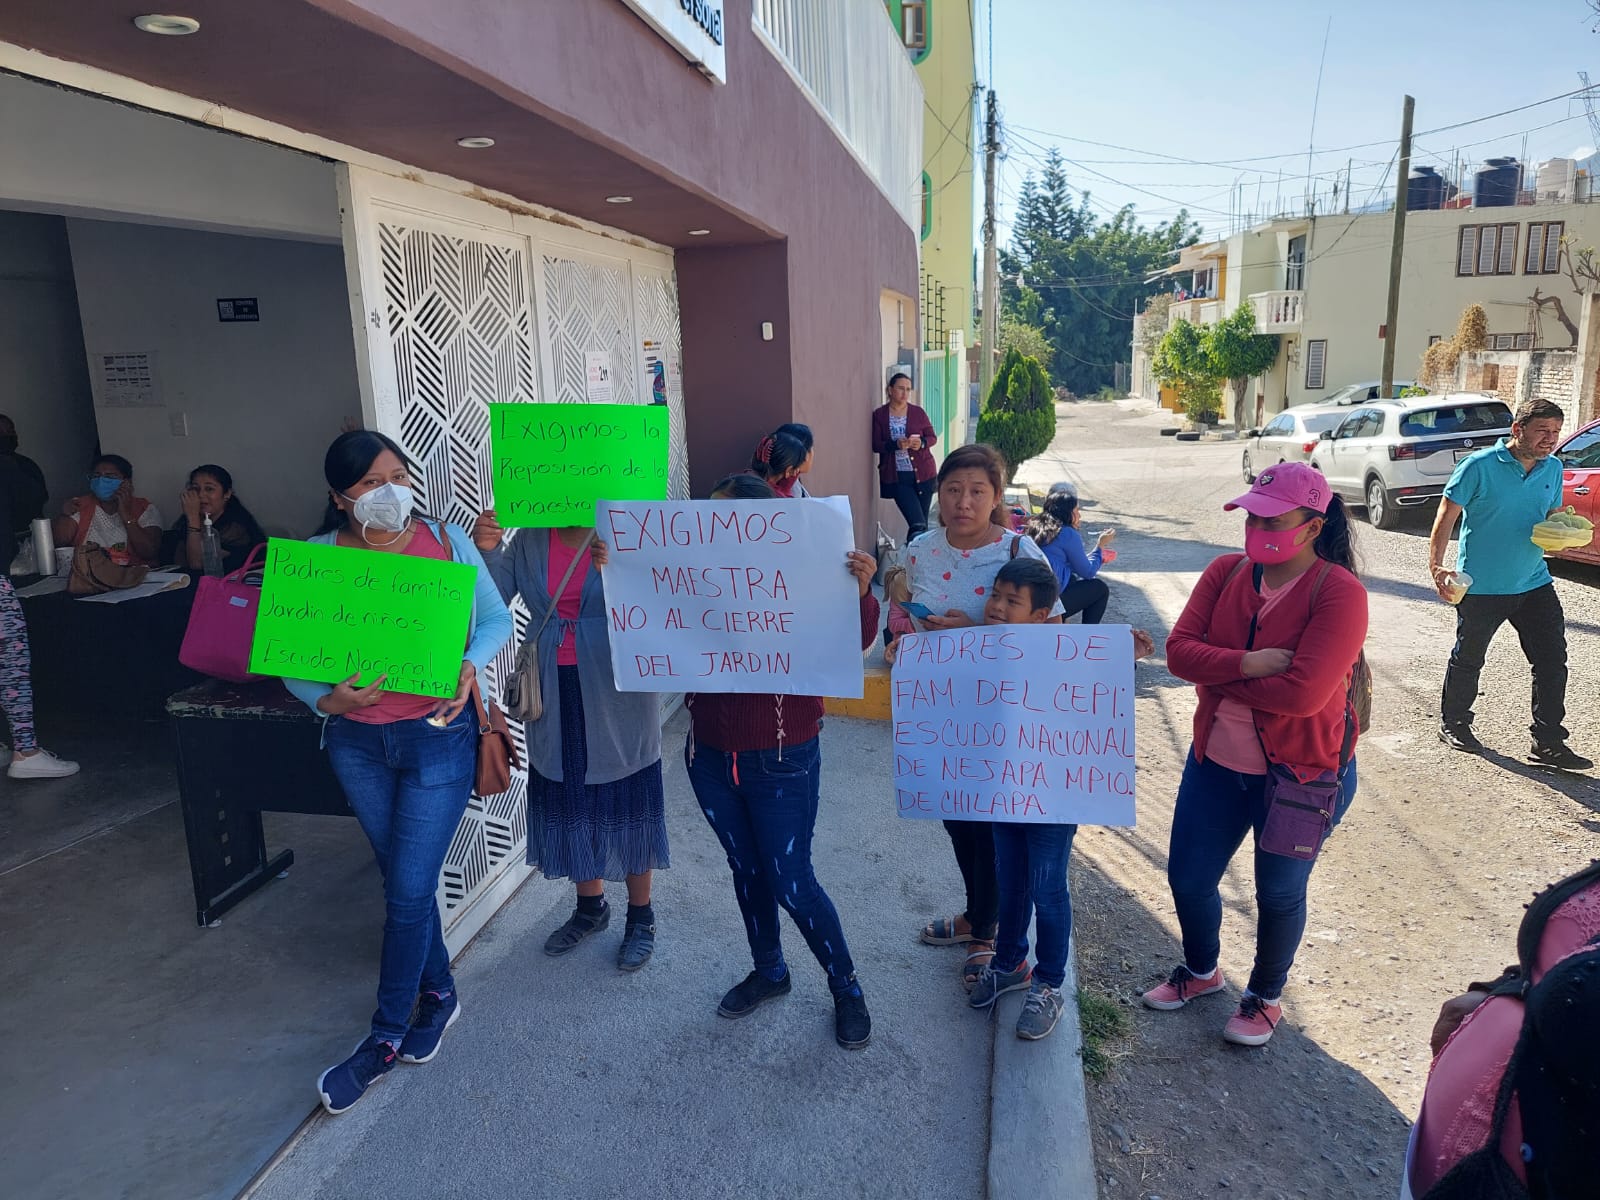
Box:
[590,538,611,568]
[1131,629,1155,660]
[845,550,875,597]
[923,609,974,630]
[884,635,901,665]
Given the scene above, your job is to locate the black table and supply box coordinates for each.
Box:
[20,576,201,721]
[167,679,352,926]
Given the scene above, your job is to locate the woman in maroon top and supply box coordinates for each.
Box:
[685,472,879,1050]
[871,373,938,538]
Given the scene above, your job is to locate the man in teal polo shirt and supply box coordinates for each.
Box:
[1428,397,1590,770]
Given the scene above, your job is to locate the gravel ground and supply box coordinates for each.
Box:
[1015,400,1600,1200]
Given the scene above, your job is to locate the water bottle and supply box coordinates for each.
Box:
[201,513,224,577]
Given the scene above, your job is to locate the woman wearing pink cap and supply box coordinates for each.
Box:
[1141,461,1368,1047]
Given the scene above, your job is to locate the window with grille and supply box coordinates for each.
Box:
[1305,339,1327,389]
[1525,221,1564,274]
[902,2,927,52]
[1457,224,1520,276]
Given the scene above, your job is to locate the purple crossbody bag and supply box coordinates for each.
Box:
[1239,562,1353,862]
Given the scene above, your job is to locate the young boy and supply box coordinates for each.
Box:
[971,558,1153,1039]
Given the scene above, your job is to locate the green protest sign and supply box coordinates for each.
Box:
[490,402,669,527]
[248,538,476,699]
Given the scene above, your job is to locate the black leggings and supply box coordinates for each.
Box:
[943,820,998,940]
[1059,577,1110,624]
[890,471,934,540]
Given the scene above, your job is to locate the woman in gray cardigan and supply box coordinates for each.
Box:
[473,512,668,971]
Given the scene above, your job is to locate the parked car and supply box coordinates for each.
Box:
[1323,379,1422,406]
[1242,405,1349,482]
[1309,393,1513,529]
[1554,417,1600,566]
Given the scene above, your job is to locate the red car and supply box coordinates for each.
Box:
[1555,417,1600,566]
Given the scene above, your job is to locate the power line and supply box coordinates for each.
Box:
[1007,84,1599,175]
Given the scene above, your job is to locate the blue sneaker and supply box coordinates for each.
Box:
[399,990,461,1064]
[317,1036,397,1114]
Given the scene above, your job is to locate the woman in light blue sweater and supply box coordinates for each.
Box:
[282,431,511,1117]
[1026,488,1116,624]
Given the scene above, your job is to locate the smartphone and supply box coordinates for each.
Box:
[902,601,934,619]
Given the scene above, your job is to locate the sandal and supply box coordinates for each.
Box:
[962,940,996,990]
[920,915,974,946]
[544,902,610,956]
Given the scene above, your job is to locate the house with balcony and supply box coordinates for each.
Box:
[1130,171,1600,421]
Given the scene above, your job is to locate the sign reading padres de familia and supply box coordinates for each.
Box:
[618,0,727,84]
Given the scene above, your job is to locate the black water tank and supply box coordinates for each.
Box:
[1474,157,1522,208]
[1407,166,1445,210]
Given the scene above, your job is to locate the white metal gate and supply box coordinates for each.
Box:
[338,165,687,948]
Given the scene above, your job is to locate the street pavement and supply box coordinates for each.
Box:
[250,714,1000,1200]
[1015,399,1600,1196]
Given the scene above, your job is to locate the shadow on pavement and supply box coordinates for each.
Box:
[1070,854,1412,1200]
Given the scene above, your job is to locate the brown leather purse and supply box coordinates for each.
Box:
[68,545,151,595]
[472,676,520,797]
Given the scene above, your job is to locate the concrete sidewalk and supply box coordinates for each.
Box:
[249,710,1065,1200]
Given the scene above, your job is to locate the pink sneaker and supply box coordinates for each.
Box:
[1141,964,1226,1011]
[1223,994,1282,1046]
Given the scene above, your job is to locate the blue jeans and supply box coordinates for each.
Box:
[685,736,856,991]
[993,822,1079,989]
[1166,749,1357,1001]
[325,706,475,1044]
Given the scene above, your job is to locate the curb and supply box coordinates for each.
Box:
[986,936,1098,1200]
[825,662,891,721]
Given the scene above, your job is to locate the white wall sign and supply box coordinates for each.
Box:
[584,350,615,404]
[618,0,727,84]
[892,625,1138,826]
[597,497,863,696]
[96,351,163,408]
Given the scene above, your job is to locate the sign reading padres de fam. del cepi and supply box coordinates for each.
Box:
[619,0,727,84]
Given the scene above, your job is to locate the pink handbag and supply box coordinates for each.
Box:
[179,543,267,683]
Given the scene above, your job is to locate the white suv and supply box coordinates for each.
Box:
[1309,393,1512,529]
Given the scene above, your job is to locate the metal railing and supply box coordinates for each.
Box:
[752,0,925,232]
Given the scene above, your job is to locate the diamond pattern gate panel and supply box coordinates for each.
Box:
[633,265,691,501]
[377,219,537,925]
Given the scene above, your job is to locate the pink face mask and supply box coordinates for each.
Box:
[1245,519,1317,565]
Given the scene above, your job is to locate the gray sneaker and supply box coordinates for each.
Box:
[969,959,1032,1010]
[1016,981,1066,1040]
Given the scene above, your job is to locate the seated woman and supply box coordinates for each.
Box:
[51,454,162,568]
[1025,488,1116,624]
[163,464,267,573]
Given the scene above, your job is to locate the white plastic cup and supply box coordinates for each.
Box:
[1443,570,1472,605]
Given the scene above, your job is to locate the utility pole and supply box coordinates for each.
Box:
[979,89,999,411]
[1343,158,1352,214]
[1380,95,1415,402]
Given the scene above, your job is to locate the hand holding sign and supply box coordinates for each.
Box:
[490,403,668,528]
[248,538,475,699]
[892,624,1137,827]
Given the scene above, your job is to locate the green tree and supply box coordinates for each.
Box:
[1152,319,1222,424]
[999,315,1052,364]
[1206,301,1280,430]
[1000,148,1201,395]
[977,347,1055,480]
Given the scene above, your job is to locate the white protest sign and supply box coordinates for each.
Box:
[892,624,1137,826]
[597,497,864,697]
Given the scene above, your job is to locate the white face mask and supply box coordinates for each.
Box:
[345,482,414,534]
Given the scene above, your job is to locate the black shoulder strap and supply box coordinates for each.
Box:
[1008,532,1022,559]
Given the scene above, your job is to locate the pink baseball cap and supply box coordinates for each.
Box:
[1223,461,1330,518]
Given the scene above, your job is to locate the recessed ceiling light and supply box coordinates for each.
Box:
[604,195,634,204]
[133,14,200,35]
[456,136,496,149]
[688,229,711,236]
